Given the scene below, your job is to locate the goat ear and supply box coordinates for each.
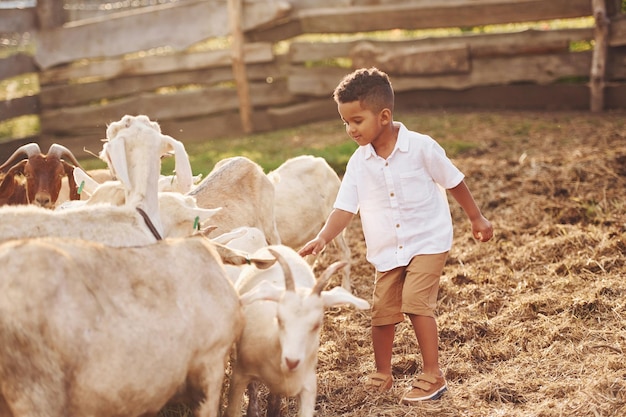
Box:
[240,280,283,305]
[0,171,17,197]
[162,135,193,193]
[62,162,80,201]
[0,161,27,201]
[101,138,131,189]
[320,286,371,310]
[6,160,27,176]
[73,167,100,195]
[161,135,193,194]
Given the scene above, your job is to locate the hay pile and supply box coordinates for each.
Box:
[309,111,626,416]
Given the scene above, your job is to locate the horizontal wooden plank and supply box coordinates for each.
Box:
[350,42,470,75]
[40,59,289,108]
[158,111,274,146]
[607,47,626,79]
[298,0,592,34]
[289,28,593,63]
[39,42,274,86]
[396,83,626,111]
[0,95,39,122]
[0,7,36,32]
[605,84,626,109]
[289,51,593,96]
[610,15,626,46]
[250,0,592,41]
[0,53,37,80]
[394,84,591,111]
[158,113,246,147]
[288,67,348,97]
[393,52,591,89]
[468,28,594,58]
[40,67,233,108]
[266,99,338,129]
[39,80,294,134]
[35,0,291,69]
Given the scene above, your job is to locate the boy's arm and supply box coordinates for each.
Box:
[448,180,493,242]
[298,208,354,256]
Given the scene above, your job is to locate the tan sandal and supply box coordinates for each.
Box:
[364,372,393,393]
[401,373,447,403]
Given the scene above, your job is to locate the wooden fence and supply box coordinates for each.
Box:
[1,0,625,161]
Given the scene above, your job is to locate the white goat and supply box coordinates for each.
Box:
[267,155,352,291]
[0,235,272,417]
[224,245,370,417]
[0,194,220,246]
[99,114,193,237]
[188,156,281,245]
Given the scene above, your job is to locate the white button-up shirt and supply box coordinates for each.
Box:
[334,122,464,272]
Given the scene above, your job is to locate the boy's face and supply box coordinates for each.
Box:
[338,100,389,147]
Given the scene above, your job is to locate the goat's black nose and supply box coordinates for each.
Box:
[35,193,52,207]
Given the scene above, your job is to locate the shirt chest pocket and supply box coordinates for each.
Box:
[398,168,434,205]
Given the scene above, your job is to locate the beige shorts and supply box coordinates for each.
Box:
[371,252,448,327]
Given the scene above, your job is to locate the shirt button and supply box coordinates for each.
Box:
[399,245,403,249]
[396,224,400,228]
[390,192,394,197]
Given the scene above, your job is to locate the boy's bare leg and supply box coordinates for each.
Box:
[372,324,395,375]
[408,314,442,376]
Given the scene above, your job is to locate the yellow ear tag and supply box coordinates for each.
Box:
[193,216,200,231]
[78,180,85,195]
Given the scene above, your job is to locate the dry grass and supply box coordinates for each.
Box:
[308,110,626,417]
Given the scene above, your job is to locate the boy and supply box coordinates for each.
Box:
[298,67,493,403]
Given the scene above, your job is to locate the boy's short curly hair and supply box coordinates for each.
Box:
[333,67,394,113]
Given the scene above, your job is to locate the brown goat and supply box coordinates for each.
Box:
[0,143,82,208]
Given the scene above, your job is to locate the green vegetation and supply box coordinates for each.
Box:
[0,115,39,143]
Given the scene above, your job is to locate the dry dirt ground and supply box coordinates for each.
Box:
[303,110,626,417]
[164,110,625,417]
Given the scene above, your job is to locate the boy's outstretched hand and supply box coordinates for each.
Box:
[472,215,493,242]
[298,237,327,257]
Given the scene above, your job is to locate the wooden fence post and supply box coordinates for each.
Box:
[36,0,65,30]
[228,0,253,133]
[590,0,610,112]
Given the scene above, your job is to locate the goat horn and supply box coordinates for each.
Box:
[312,261,348,295]
[267,248,295,292]
[0,143,41,172]
[47,144,82,167]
